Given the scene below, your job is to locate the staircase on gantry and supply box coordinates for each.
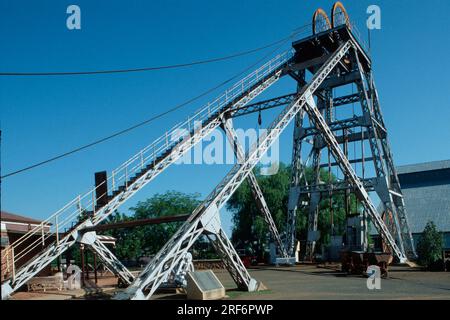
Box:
[2,23,414,300]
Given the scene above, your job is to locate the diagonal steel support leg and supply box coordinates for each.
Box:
[1,54,290,300]
[220,116,289,259]
[286,112,315,257]
[114,205,257,300]
[353,52,406,257]
[303,92,407,262]
[304,147,321,260]
[203,209,258,291]
[114,213,206,300]
[369,78,416,259]
[286,72,307,258]
[88,238,135,285]
[114,40,354,300]
[207,231,257,291]
[305,90,332,260]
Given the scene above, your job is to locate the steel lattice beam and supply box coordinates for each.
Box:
[297,178,376,194]
[353,50,406,256]
[299,116,367,139]
[88,238,135,285]
[333,93,361,107]
[296,43,413,262]
[114,40,354,300]
[221,116,289,259]
[304,146,322,260]
[207,227,257,290]
[302,85,407,262]
[370,82,416,258]
[229,93,361,119]
[90,69,285,227]
[304,90,333,260]
[1,57,289,299]
[285,110,306,257]
[229,93,297,118]
[2,25,416,302]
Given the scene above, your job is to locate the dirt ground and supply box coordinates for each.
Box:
[10,276,117,300]
[10,264,450,300]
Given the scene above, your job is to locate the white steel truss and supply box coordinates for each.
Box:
[88,237,135,285]
[304,147,322,260]
[1,27,415,302]
[370,82,416,258]
[220,116,290,260]
[301,79,408,262]
[294,44,414,261]
[1,52,292,299]
[113,40,354,300]
[285,73,306,258]
[114,205,257,299]
[164,252,194,288]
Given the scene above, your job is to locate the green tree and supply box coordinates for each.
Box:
[417,221,443,269]
[103,211,143,261]
[131,191,201,256]
[227,163,294,257]
[227,163,360,258]
[103,191,203,261]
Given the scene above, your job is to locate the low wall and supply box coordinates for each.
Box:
[193,259,225,270]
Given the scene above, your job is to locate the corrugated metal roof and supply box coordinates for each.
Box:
[397,160,450,175]
[401,183,450,233]
[397,160,450,233]
[371,161,450,235]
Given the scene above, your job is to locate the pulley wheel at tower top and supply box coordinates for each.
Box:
[331,1,351,29]
[312,8,331,35]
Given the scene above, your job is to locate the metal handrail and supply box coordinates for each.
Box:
[6,50,293,279]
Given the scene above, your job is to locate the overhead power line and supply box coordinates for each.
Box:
[1,24,311,179]
[0,35,291,76]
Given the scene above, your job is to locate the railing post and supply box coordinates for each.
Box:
[41,223,45,247]
[125,166,128,188]
[92,191,96,216]
[3,249,10,277]
[165,132,169,148]
[140,150,144,169]
[11,247,15,283]
[55,215,59,246]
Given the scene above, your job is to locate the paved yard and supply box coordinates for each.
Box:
[214,264,450,300]
[9,265,450,300]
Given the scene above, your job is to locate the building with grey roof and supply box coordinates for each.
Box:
[396,160,450,251]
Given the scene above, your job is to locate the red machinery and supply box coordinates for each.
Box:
[341,251,393,278]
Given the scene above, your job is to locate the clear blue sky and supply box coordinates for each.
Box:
[1,0,449,235]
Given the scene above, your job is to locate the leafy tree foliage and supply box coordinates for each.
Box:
[417,221,443,269]
[103,212,144,261]
[227,163,360,257]
[65,168,364,264]
[103,191,203,261]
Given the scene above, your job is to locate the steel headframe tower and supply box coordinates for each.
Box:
[1,3,415,300]
[1,49,294,299]
[285,4,416,262]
